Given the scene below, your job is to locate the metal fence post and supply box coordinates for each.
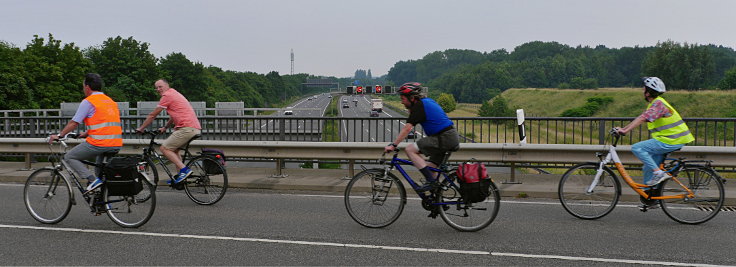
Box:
[279,118,286,141]
[599,119,606,145]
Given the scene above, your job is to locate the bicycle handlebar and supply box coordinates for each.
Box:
[379,147,401,164]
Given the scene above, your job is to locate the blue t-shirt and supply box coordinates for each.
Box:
[407,98,453,136]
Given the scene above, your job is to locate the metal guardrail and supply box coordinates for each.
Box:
[1,138,734,168]
[2,116,735,146]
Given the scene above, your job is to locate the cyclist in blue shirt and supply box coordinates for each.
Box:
[384,82,459,192]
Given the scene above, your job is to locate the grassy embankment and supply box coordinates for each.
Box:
[381,88,736,145]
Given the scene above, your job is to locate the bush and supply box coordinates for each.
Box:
[560,96,613,117]
[436,93,457,113]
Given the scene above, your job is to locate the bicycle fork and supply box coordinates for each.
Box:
[586,154,612,194]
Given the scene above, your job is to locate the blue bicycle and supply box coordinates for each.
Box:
[344,148,500,232]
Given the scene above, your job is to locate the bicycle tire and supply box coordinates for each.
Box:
[138,156,158,202]
[344,168,406,228]
[558,163,621,220]
[23,168,72,224]
[105,179,156,228]
[142,155,159,187]
[184,155,228,205]
[439,171,500,232]
[660,165,724,225]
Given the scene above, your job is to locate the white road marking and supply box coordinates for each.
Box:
[0,224,725,266]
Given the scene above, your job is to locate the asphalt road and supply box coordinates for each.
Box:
[2,183,735,266]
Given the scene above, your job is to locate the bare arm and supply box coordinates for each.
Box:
[617,116,646,134]
[48,120,80,143]
[135,107,165,133]
[384,123,414,153]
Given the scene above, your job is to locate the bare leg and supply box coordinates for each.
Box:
[160,146,185,170]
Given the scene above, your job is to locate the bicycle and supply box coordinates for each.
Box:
[23,133,156,228]
[137,130,228,205]
[558,129,725,224]
[344,147,500,232]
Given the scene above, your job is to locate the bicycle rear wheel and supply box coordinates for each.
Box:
[184,156,228,205]
[344,168,406,228]
[439,172,500,232]
[660,166,724,224]
[105,180,156,228]
[137,156,158,203]
[559,163,620,220]
[23,168,72,224]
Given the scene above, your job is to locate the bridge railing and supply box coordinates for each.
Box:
[1,116,734,146]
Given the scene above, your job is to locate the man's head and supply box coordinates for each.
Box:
[83,73,104,96]
[642,77,666,101]
[398,82,423,108]
[154,79,171,96]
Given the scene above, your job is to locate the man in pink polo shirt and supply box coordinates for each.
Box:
[136,79,202,184]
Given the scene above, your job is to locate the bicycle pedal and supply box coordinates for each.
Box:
[427,212,439,219]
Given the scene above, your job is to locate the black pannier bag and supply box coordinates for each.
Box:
[456,161,492,203]
[103,156,143,196]
[201,148,226,175]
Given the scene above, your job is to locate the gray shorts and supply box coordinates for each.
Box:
[417,128,460,166]
[162,127,201,150]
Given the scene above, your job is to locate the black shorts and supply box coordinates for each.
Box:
[417,128,459,166]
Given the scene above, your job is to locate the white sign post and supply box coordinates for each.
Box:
[517,109,526,144]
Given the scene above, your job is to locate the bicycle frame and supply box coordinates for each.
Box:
[46,138,126,206]
[140,131,195,180]
[386,153,464,205]
[588,136,695,201]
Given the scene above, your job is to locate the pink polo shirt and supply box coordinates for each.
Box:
[157,88,202,130]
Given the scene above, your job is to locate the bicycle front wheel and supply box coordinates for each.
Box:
[439,172,500,232]
[344,168,406,228]
[559,163,620,220]
[105,180,156,228]
[184,156,228,205]
[660,166,724,224]
[24,168,72,224]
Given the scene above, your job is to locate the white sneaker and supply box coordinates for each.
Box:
[646,172,671,186]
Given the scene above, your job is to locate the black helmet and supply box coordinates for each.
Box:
[398,82,422,96]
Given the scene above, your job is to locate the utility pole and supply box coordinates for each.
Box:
[290,49,294,75]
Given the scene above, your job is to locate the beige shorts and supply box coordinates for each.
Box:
[162,127,201,150]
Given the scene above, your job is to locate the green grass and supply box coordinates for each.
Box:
[501,88,736,118]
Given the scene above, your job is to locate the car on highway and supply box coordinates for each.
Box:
[342,102,349,108]
[284,107,294,115]
[370,110,379,117]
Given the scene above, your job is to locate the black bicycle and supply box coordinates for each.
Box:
[23,133,156,228]
[137,130,227,205]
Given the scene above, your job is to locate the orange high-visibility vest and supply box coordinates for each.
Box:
[84,94,123,147]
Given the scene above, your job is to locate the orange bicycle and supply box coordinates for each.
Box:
[558,129,725,224]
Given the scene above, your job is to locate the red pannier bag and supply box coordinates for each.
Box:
[456,161,492,203]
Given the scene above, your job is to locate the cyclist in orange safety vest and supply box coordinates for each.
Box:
[49,73,123,193]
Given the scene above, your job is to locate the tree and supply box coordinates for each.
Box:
[159,52,208,102]
[436,93,456,113]
[481,96,514,119]
[0,42,36,109]
[85,36,160,102]
[718,67,736,89]
[22,34,91,108]
[642,40,716,90]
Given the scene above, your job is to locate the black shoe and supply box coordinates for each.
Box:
[416,182,437,192]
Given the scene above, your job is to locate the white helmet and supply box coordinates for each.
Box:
[643,77,666,93]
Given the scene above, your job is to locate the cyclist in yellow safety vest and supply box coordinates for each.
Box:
[615,77,694,187]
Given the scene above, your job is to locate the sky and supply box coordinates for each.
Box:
[2,0,736,78]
